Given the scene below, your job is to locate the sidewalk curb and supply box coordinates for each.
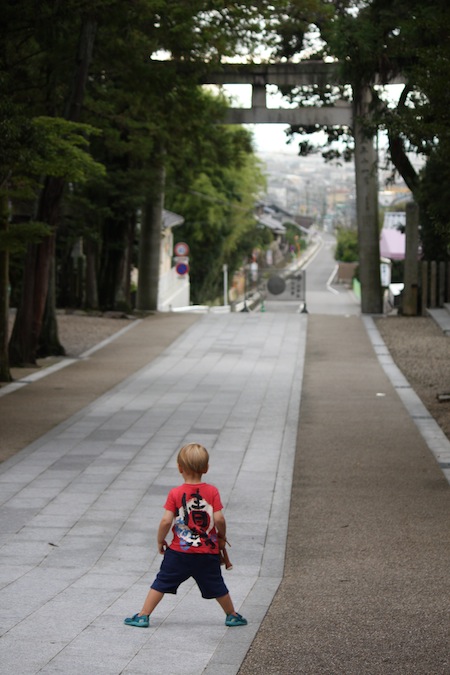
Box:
[364,315,450,485]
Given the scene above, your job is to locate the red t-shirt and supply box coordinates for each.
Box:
[164,483,223,554]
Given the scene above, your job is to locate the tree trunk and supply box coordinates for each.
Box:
[113,243,127,310]
[9,176,64,366]
[38,253,65,357]
[39,16,97,349]
[114,215,135,312]
[98,214,128,310]
[387,85,419,195]
[0,194,12,382]
[64,18,97,121]
[84,237,99,309]
[136,150,166,312]
[402,201,420,316]
[353,82,382,314]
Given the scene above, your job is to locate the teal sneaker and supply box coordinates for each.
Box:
[124,613,149,627]
[225,613,247,627]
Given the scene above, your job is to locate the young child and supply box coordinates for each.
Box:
[124,442,247,628]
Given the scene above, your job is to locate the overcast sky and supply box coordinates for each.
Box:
[250,124,299,154]
[223,83,406,157]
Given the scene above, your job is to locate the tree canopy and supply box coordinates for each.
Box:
[273,1,450,257]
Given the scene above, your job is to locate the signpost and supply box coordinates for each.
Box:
[174,242,189,257]
[174,242,190,277]
[175,261,189,276]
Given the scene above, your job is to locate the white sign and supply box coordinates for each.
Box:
[174,242,189,257]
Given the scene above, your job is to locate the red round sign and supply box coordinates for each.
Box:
[174,242,189,256]
[176,261,189,276]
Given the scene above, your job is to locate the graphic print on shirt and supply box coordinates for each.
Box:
[174,487,216,551]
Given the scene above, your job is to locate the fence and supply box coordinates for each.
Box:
[418,260,450,315]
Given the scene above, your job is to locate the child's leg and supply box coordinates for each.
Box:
[139,588,164,616]
[216,593,248,626]
[215,593,236,615]
[124,587,165,627]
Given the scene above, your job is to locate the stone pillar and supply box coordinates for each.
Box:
[353,83,382,314]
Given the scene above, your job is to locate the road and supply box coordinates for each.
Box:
[264,232,360,315]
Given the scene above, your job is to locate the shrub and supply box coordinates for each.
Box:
[334,227,358,262]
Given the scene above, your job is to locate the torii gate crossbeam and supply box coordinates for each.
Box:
[202,61,352,126]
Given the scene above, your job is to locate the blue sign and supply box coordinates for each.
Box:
[176,262,189,276]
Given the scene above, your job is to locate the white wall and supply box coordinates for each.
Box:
[158,267,190,311]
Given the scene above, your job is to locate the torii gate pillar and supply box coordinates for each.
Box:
[353,83,383,314]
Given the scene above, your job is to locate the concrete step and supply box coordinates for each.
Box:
[427,307,450,335]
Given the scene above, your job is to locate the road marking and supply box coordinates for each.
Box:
[327,265,340,295]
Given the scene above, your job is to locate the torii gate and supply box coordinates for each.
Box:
[202,62,383,314]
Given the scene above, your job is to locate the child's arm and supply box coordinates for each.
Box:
[157,510,174,554]
[215,510,233,569]
[214,510,227,549]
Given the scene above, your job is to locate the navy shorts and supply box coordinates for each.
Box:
[151,548,229,599]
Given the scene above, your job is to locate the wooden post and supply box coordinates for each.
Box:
[439,261,445,307]
[447,262,450,304]
[430,261,437,308]
[421,262,428,316]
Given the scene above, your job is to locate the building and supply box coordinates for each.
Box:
[157,210,190,311]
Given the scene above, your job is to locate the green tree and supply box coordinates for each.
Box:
[0,112,102,378]
[2,1,102,366]
[167,126,266,304]
[416,148,450,261]
[7,118,104,368]
[0,102,41,381]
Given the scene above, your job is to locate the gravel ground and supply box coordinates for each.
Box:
[7,311,450,444]
[375,315,450,442]
[7,310,135,359]
[52,311,136,357]
[7,311,136,381]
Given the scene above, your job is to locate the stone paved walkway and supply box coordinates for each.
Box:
[0,312,306,674]
[1,310,449,674]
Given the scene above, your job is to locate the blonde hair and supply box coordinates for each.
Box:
[177,443,209,475]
